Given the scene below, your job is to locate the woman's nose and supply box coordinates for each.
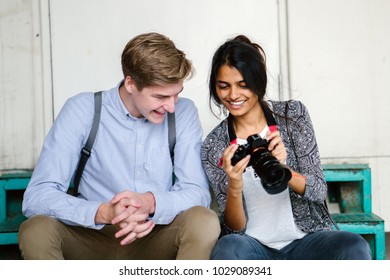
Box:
[229,86,240,99]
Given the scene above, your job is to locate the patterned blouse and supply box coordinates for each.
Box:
[201,100,335,236]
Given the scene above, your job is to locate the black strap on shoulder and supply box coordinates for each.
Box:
[72,92,176,196]
[72,91,102,196]
[168,112,176,164]
[227,104,277,142]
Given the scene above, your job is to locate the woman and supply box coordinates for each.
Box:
[201,35,371,260]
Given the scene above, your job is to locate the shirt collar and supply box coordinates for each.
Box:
[113,80,147,122]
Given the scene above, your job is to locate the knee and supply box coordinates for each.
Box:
[20,215,54,242]
[338,232,372,260]
[181,206,221,240]
[211,234,248,260]
[19,215,62,259]
[214,234,246,250]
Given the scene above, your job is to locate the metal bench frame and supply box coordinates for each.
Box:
[323,164,386,260]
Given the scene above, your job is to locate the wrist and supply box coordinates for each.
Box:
[145,192,156,216]
[228,190,243,199]
[227,182,243,198]
[95,202,114,224]
[289,170,306,196]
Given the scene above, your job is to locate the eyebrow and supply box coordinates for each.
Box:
[152,87,184,98]
[217,80,246,84]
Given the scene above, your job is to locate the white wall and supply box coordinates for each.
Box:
[49,0,281,136]
[1,0,389,230]
[0,0,52,170]
[288,0,390,230]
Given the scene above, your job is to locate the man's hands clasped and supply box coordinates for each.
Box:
[110,191,155,245]
[96,190,156,246]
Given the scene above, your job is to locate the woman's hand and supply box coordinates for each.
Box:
[222,144,250,191]
[265,130,287,164]
[221,144,249,230]
[265,131,306,195]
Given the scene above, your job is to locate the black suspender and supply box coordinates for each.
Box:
[72,91,102,196]
[168,111,176,163]
[72,91,176,196]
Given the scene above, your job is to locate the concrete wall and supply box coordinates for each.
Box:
[287,0,390,230]
[1,0,389,230]
[48,0,281,135]
[0,0,52,170]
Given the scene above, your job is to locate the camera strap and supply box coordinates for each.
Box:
[227,105,278,144]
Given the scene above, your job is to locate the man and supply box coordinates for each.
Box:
[19,32,220,259]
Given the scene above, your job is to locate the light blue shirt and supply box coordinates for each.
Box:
[22,81,210,229]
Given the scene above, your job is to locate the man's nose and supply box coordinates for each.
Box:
[163,96,176,113]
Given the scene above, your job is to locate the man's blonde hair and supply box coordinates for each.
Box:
[121,32,193,89]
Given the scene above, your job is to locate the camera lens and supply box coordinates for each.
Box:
[262,162,285,183]
[251,151,292,194]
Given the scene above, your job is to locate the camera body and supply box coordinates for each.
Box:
[231,134,292,194]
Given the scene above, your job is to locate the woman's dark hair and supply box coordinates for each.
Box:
[209,35,269,117]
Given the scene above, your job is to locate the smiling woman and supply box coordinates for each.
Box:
[216,65,262,121]
[201,34,372,260]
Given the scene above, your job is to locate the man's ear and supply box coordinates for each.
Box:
[124,75,137,93]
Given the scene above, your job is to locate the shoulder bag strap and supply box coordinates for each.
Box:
[72,91,102,196]
[168,112,176,164]
[72,93,174,196]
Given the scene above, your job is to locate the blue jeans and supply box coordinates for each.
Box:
[211,231,372,260]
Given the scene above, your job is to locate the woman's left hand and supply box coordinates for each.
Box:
[265,131,287,164]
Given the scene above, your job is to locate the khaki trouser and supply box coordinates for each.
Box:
[18,206,220,260]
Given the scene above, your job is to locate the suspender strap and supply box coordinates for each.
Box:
[72,92,175,196]
[168,112,176,163]
[72,91,102,196]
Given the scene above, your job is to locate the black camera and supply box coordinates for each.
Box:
[231,134,292,194]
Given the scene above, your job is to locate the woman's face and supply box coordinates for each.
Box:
[216,64,260,117]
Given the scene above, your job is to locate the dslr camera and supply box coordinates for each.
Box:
[231,134,292,194]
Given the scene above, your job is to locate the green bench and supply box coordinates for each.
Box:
[323,164,386,260]
[0,170,75,247]
[0,166,386,260]
[0,171,31,245]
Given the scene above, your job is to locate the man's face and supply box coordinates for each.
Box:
[124,76,183,124]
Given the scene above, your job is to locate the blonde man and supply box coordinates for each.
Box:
[20,32,220,260]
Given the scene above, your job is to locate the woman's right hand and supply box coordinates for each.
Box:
[222,144,250,191]
[222,144,249,230]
